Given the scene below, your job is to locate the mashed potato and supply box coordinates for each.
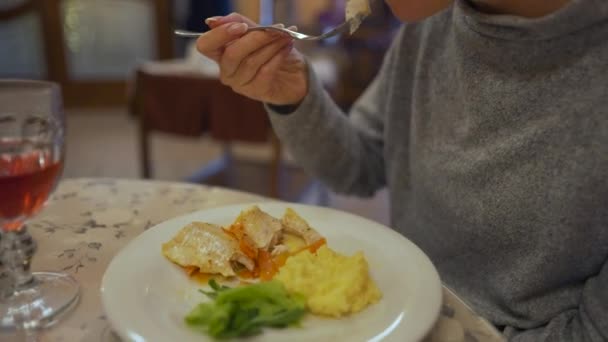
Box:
[274,245,381,317]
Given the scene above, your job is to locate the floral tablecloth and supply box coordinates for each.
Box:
[1,178,504,342]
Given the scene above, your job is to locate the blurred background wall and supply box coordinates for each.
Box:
[0,0,398,108]
[0,0,397,224]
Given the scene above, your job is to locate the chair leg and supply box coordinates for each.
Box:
[132,70,152,179]
[222,143,234,187]
[139,121,152,179]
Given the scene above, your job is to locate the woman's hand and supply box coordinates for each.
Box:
[196,13,308,106]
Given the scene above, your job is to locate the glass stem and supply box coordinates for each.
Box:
[1,227,40,338]
[0,227,36,291]
[19,327,40,342]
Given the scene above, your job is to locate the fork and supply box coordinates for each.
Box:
[174,13,368,41]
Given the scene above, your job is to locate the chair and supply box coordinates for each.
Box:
[128,42,333,203]
[129,64,286,198]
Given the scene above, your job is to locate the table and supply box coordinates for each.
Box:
[1,179,505,342]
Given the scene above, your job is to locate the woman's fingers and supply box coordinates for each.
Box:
[259,44,294,82]
[238,44,293,100]
[220,31,283,80]
[239,44,294,101]
[205,12,257,29]
[196,22,248,62]
[228,37,293,87]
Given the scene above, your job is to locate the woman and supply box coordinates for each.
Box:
[195,1,608,340]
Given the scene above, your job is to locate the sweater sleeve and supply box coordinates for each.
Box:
[505,260,608,341]
[265,42,398,197]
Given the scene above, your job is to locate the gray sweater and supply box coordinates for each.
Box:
[266,0,608,340]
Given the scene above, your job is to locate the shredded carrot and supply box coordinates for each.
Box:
[183,265,199,276]
[238,269,258,279]
[293,238,327,255]
[225,223,326,281]
[240,239,258,260]
[308,238,327,253]
[258,250,278,281]
[225,223,258,260]
[273,253,290,268]
[224,223,245,240]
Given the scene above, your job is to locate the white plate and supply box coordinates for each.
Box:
[101,203,442,342]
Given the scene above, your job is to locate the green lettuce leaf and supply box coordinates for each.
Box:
[185,280,306,339]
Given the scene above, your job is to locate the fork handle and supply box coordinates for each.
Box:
[175,27,302,40]
[174,30,203,38]
[175,28,283,37]
[246,26,285,34]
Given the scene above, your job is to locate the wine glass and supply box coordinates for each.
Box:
[0,80,79,338]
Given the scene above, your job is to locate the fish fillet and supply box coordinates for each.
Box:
[162,222,253,277]
[281,208,323,245]
[235,206,283,250]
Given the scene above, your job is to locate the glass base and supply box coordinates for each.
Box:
[0,272,80,330]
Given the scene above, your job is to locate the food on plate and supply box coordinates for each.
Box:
[281,232,307,252]
[233,206,283,251]
[185,279,306,339]
[281,208,324,245]
[345,0,372,33]
[161,222,254,277]
[225,206,326,280]
[162,206,383,338]
[274,245,382,317]
[162,206,326,280]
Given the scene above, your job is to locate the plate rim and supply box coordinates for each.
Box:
[101,202,443,342]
